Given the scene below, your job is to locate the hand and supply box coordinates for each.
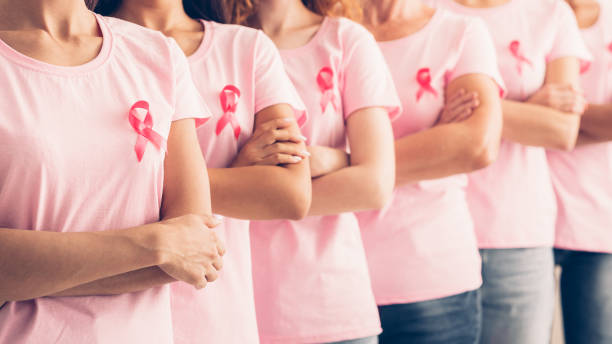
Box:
[156,214,225,289]
[308,146,350,178]
[527,84,587,114]
[437,89,480,125]
[232,118,309,167]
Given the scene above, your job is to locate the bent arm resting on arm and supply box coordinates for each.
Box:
[394,74,502,186]
[306,107,395,216]
[577,103,612,144]
[50,119,223,297]
[502,57,584,151]
[212,104,312,220]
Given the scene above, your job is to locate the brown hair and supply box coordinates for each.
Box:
[301,0,362,21]
[218,0,362,25]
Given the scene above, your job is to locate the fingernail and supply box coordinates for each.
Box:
[292,156,303,162]
[282,118,294,122]
[301,150,311,156]
[299,135,307,141]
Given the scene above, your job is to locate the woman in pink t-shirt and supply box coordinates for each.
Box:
[426,0,591,343]
[0,0,225,343]
[214,0,401,343]
[54,0,314,343]
[355,1,504,343]
[546,0,612,342]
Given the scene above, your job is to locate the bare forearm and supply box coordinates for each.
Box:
[209,162,311,220]
[502,100,580,150]
[579,104,612,141]
[0,226,160,301]
[52,266,173,297]
[307,164,391,216]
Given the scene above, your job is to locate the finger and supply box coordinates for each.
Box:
[446,92,478,112]
[212,256,224,271]
[216,239,227,256]
[258,153,303,165]
[194,269,208,289]
[261,129,305,145]
[445,88,466,103]
[204,267,219,283]
[442,99,479,123]
[199,214,221,228]
[264,142,310,159]
[259,117,296,132]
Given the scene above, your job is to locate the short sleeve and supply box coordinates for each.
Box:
[450,18,507,97]
[168,38,212,125]
[548,1,592,62]
[339,21,402,120]
[253,31,308,126]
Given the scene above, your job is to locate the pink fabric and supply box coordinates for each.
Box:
[357,10,505,305]
[548,1,612,253]
[249,17,400,344]
[0,15,209,344]
[428,0,592,248]
[171,21,306,344]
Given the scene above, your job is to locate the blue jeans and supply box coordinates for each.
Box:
[327,336,378,344]
[377,290,481,344]
[555,249,612,344]
[479,248,555,344]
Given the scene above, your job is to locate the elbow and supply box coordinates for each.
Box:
[468,141,499,171]
[553,117,581,151]
[281,182,312,221]
[365,177,394,210]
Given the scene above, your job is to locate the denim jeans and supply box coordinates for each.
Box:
[555,249,612,344]
[327,335,378,344]
[377,290,481,344]
[479,248,555,344]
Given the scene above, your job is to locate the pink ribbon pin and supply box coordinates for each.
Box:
[416,67,438,101]
[128,100,167,162]
[216,85,241,139]
[317,67,340,114]
[580,60,591,75]
[509,40,533,75]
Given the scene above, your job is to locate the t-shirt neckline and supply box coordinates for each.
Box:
[0,13,113,75]
[377,9,443,46]
[187,19,213,62]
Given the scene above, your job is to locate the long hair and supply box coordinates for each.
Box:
[87,0,256,23]
[87,0,360,24]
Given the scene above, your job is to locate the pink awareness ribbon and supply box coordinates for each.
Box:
[580,60,591,75]
[317,67,340,114]
[128,100,167,162]
[608,42,612,69]
[416,67,438,101]
[509,40,533,75]
[215,85,241,139]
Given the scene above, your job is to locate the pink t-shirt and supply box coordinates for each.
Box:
[170,21,305,344]
[249,17,401,344]
[548,1,612,253]
[0,15,209,344]
[357,10,505,305]
[427,0,592,248]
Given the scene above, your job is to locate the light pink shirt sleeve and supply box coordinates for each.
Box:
[548,1,592,62]
[340,23,402,120]
[168,38,212,123]
[253,31,307,122]
[450,18,507,95]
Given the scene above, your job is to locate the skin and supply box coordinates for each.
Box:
[452,0,586,151]
[265,0,503,185]
[241,0,396,216]
[45,0,313,297]
[0,0,223,304]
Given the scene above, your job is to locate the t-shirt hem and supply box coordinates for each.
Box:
[254,97,307,127]
[374,281,482,306]
[477,241,554,249]
[259,325,382,344]
[344,104,402,122]
[554,242,612,255]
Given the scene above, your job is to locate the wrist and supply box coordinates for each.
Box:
[118,223,168,267]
